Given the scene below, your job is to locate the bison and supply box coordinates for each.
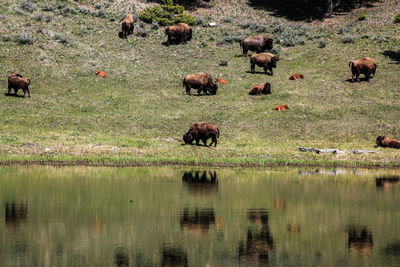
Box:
[376,136,400,149]
[349,57,377,83]
[289,73,304,80]
[165,23,192,46]
[119,14,135,39]
[183,73,218,95]
[96,70,107,78]
[248,82,271,95]
[250,53,279,75]
[183,122,220,147]
[240,35,273,57]
[8,72,30,97]
[273,105,289,111]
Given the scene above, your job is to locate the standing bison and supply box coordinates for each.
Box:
[183,73,218,95]
[349,57,377,83]
[240,35,273,57]
[7,72,31,97]
[183,122,220,147]
[119,14,135,39]
[250,53,279,75]
[165,23,192,46]
[248,82,271,95]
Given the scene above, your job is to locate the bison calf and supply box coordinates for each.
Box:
[250,53,279,75]
[119,14,135,39]
[289,74,304,80]
[248,82,271,95]
[273,105,289,111]
[183,122,220,147]
[376,136,400,149]
[349,57,377,83]
[165,23,192,46]
[96,71,107,78]
[183,73,218,95]
[240,35,273,57]
[8,72,30,97]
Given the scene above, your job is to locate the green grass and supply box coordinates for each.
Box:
[0,0,400,167]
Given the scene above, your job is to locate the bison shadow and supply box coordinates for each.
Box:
[382,50,400,64]
[4,93,25,98]
[246,71,273,76]
[181,142,214,148]
[161,244,188,267]
[344,77,373,83]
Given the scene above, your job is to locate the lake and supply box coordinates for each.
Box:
[0,166,399,266]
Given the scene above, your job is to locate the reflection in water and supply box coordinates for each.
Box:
[274,198,286,210]
[182,171,218,195]
[286,224,301,234]
[114,247,129,267]
[238,210,274,264]
[382,241,400,257]
[376,176,400,188]
[94,216,103,233]
[5,203,27,228]
[180,208,215,236]
[298,169,347,176]
[347,226,373,255]
[161,244,188,267]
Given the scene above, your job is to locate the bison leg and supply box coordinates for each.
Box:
[195,138,200,146]
[202,138,208,146]
[185,85,191,95]
[7,85,11,95]
[243,47,248,57]
[251,63,255,73]
[14,88,18,95]
[365,71,371,82]
[356,74,360,83]
[209,136,217,147]
[26,88,30,97]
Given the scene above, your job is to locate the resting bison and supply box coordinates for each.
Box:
[96,70,107,78]
[376,136,400,149]
[289,74,304,80]
[183,73,218,95]
[273,105,289,111]
[119,14,135,39]
[250,53,279,75]
[183,122,220,147]
[165,23,192,46]
[240,35,273,57]
[8,72,30,97]
[248,82,271,95]
[349,57,377,83]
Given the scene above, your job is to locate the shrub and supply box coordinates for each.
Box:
[395,13,400,23]
[137,24,149,37]
[3,35,11,42]
[373,34,389,43]
[139,1,195,26]
[54,33,69,44]
[151,21,160,30]
[17,32,34,45]
[60,6,77,16]
[222,17,232,23]
[94,3,102,10]
[92,9,106,18]
[195,17,204,25]
[19,0,37,12]
[79,6,90,14]
[358,14,366,21]
[270,46,281,55]
[319,39,326,48]
[35,14,43,21]
[341,34,356,43]
[44,16,53,22]
[209,35,215,41]
[42,4,54,11]
[219,60,228,66]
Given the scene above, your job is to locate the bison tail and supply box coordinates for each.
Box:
[217,128,220,138]
[182,78,186,88]
[188,28,192,41]
[374,63,377,69]
[349,61,354,68]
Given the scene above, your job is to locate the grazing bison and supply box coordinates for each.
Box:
[376,136,400,149]
[96,70,107,78]
[250,53,279,75]
[248,82,271,95]
[273,105,289,111]
[349,57,377,83]
[183,73,218,95]
[165,23,192,46]
[289,73,304,80]
[183,122,220,147]
[119,14,135,39]
[240,35,273,57]
[8,72,30,97]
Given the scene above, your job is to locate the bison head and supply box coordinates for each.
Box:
[264,37,274,51]
[183,132,194,145]
[271,56,279,68]
[209,83,218,95]
[376,136,386,146]
[263,83,271,94]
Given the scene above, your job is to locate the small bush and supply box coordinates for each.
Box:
[17,32,34,45]
[57,4,65,10]
[209,35,215,41]
[394,13,400,23]
[373,34,389,43]
[337,27,351,34]
[54,33,69,44]
[358,14,366,21]
[319,39,326,48]
[14,8,25,15]
[3,35,11,42]
[94,3,102,10]
[361,34,369,39]
[139,2,195,26]
[42,4,54,11]
[44,16,53,22]
[270,46,281,55]
[60,6,77,16]
[219,60,228,66]
[35,14,43,21]
[92,9,106,18]
[341,34,356,44]
[151,21,159,30]
[79,6,90,14]
[222,17,232,23]
[19,1,37,12]
[195,17,204,25]
[137,24,149,37]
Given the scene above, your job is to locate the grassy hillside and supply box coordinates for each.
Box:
[0,0,400,167]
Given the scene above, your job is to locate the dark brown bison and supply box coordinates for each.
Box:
[165,23,192,46]
[376,136,400,149]
[183,122,220,147]
[240,35,273,56]
[250,53,279,75]
[349,57,377,83]
[8,72,30,97]
[183,73,218,95]
[119,14,135,39]
[248,82,271,95]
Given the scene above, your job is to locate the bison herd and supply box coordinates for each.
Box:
[5,14,398,150]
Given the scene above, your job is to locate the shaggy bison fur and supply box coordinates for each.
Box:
[376,136,400,149]
[349,57,377,83]
[250,53,279,75]
[183,122,220,147]
[165,23,192,46]
[183,73,218,95]
[248,82,271,95]
[8,72,30,97]
[119,14,135,39]
[240,35,273,57]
